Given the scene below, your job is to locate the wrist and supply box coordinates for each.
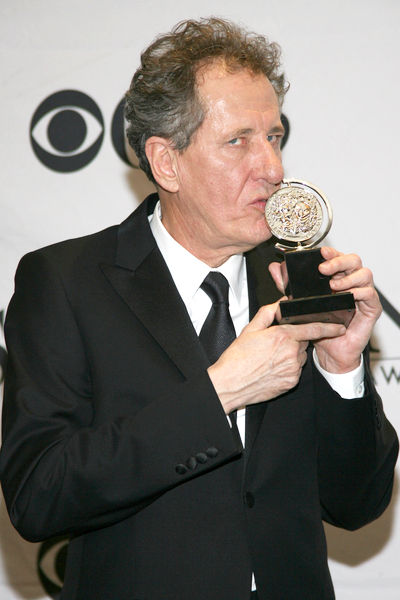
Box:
[313,349,365,398]
[207,364,240,415]
[314,348,361,375]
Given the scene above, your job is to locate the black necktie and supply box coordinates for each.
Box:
[199,272,238,425]
[199,272,236,363]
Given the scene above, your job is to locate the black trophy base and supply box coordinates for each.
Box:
[278,291,355,327]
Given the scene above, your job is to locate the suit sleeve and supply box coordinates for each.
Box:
[315,355,398,530]
[0,251,242,542]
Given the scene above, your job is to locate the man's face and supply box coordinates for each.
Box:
[162,64,285,266]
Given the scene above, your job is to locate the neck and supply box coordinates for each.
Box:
[158,196,247,267]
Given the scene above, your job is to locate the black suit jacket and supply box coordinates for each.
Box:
[0,194,398,600]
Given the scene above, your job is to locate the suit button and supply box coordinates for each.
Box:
[187,456,197,470]
[206,447,219,458]
[244,492,255,508]
[195,452,208,464]
[175,464,188,475]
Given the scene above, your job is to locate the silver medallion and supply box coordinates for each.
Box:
[265,179,333,250]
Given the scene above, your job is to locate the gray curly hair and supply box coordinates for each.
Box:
[125,17,288,183]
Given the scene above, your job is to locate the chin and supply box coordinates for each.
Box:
[238,232,272,253]
[225,221,272,253]
[249,223,272,246]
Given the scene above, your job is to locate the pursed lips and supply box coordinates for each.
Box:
[250,198,268,211]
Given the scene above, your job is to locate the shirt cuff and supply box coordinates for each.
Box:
[312,348,365,399]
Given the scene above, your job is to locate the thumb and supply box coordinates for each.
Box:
[245,298,286,332]
[268,261,288,295]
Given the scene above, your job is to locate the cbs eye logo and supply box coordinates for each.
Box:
[30,89,290,173]
[30,90,133,173]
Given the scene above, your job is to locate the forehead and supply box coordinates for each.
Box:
[196,63,280,125]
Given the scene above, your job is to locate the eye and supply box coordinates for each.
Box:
[267,134,282,144]
[228,137,245,146]
[30,90,104,172]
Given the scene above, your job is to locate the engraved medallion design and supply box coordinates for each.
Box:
[265,179,332,249]
[265,186,322,243]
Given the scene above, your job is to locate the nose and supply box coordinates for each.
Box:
[253,139,284,186]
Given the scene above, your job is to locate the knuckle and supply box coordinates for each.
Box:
[365,286,375,298]
[259,304,272,316]
[350,252,362,266]
[274,327,291,345]
[307,323,321,339]
[363,267,373,281]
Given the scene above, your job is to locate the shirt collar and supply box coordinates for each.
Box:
[149,201,245,305]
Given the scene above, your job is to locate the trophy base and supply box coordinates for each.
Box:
[278,292,355,327]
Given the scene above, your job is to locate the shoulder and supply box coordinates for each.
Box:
[16,223,120,282]
[18,193,159,275]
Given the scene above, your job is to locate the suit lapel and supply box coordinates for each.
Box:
[101,195,209,380]
[101,196,282,456]
[244,241,282,457]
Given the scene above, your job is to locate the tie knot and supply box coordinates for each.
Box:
[201,272,230,306]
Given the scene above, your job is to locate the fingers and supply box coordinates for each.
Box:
[329,267,373,292]
[319,246,380,314]
[319,246,364,277]
[300,347,308,367]
[319,246,342,260]
[285,321,346,342]
[351,284,380,305]
[246,298,285,332]
[297,343,309,372]
[273,248,373,298]
[349,285,382,320]
[246,301,347,341]
[268,261,288,294]
[298,340,309,361]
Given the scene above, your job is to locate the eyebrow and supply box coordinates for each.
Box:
[229,128,253,138]
[270,124,285,135]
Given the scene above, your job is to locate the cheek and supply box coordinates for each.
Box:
[206,162,247,199]
[178,151,250,220]
[180,155,219,194]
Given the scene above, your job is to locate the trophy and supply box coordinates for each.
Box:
[265,179,355,326]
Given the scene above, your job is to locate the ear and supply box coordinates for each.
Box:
[145,137,179,193]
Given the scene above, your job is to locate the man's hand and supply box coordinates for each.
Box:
[208,299,346,415]
[269,246,382,374]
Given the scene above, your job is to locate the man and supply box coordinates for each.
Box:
[0,17,397,600]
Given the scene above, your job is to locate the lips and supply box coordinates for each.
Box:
[251,198,268,211]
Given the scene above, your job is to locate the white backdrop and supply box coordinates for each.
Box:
[0,0,399,598]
